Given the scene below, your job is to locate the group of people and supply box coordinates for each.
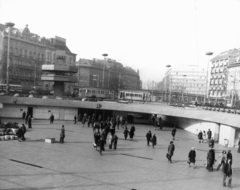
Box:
[197,129,214,147]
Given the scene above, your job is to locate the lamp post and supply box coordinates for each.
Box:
[204,51,213,105]
[102,53,108,88]
[166,65,171,103]
[5,22,15,95]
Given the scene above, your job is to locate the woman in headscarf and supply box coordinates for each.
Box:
[188,147,196,168]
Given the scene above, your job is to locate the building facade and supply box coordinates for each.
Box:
[162,65,207,103]
[76,58,141,93]
[210,49,240,105]
[0,24,76,93]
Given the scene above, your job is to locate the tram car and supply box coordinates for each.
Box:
[74,87,113,99]
[118,90,151,101]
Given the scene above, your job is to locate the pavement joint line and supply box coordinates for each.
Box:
[120,153,153,160]
[9,159,43,168]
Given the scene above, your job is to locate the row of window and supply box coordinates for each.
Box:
[9,58,42,69]
[10,68,41,78]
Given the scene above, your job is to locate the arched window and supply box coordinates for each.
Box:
[33,52,36,59]
[15,48,18,55]
[29,51,32,58]
[4,45,7,53]
[38,53,40,60]
[10,46,13,54]
[19,49,22,56]
[24,50,27,57]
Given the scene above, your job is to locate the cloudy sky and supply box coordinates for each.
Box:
[1,0,240,86]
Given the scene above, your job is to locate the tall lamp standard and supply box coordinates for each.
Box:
[102,53,108,88]
[166,65,171,103]
[204,51,213,105]
[5,22,15,95]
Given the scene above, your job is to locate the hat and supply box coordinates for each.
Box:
[170,141,173,144]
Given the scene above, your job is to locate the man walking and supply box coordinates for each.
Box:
[50,113,54,124]
[207,129,212,142]
[60,125,65,143]
[167,141,175,163]
[223,159,232,188]
[146,131,152,146]
[172,127,177,140]
[74,115,77,124]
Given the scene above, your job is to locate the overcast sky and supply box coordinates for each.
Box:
[1,0,240,86]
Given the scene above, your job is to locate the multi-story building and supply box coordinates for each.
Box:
[76,58,141,92]
[0,23,76,92]
[162,65,207,103]
[210,48,240,105]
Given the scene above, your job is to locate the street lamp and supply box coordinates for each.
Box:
[5,22,15,95]
[102,53,108,88]
[166,65,171,103]
[204,51,213,105]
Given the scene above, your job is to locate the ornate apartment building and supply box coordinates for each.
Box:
[0,24,76,91]
[209,48,240,103]
[76,58,141,90]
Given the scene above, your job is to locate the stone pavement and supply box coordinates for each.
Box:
[0,118,239,190]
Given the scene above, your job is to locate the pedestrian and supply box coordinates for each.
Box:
[198,130,203,143]
[217,150,227,171]
[27,115,32,128]
[203,130,207,143]
[223,159,233,188]
[97,137,105,155]
[16,127,24,142]
[124,120,128,129]
[187,147,196,168]
[166,141,175,163]
[158,117,163,130]
[209,137,214,148]
[171,127,177,140]
[226,150,233,166]
[108,134,113,149]
[82,113,87,127]
[238,139,240,153]
[146,131,152,146]
[93,129,100,148]
[152,134,157,148]
[21,124,26,141]
[74,115,77,124]
[123,127,129,140]
[22,111,26,120]
[25,114,28,124]
[129,125,135,140]
[112,134,118,150]
[91,114,96,128]
[87,116,91,127]
[207,129,212,142]
[206,148,215,172]
[60,125,65,143]
[50,113,54,124]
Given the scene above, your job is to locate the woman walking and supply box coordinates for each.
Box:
[187,147,196,168]
[60,125,65,143]
[217,150,227,171]
[152,134,157,149]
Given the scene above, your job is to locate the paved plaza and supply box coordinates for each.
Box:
[0,118,240,190]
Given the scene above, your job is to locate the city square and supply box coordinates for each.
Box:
[0,118,239,190]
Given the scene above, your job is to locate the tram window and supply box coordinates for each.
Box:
[87,90,91,93]
[92,90,96,93]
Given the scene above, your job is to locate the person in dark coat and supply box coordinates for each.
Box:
[129,125,135,140]
[25,114,29,124]
[226,150,233,166]
[27,115,32,128]
[50,114,54,124]
[123,127,129,140]
[91,114,96,128]
[97,137,105,155]
[207,129,212,142]
[146,131,152,146]
[22,111,26,120]
[223,159,233,187]
[16,127,23,142]
[167,141,175,163]
[87,116,91,127]
[238,139,240,153]
[217,150,227,171]
[206,148,215,172]
[111,134,118,150]
[93,129,101,148]
[171,127,177,140]
[209,137,214,148]
[21,124,26,141]
[60,125,65,143]
[152,134,157,148]
[188,147,196,168]
[198,130,203,143]
[74,115,77,124]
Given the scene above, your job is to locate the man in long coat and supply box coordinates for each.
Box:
[167,141,175,163]
[206,148,215,172]
[188,147,196,167]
